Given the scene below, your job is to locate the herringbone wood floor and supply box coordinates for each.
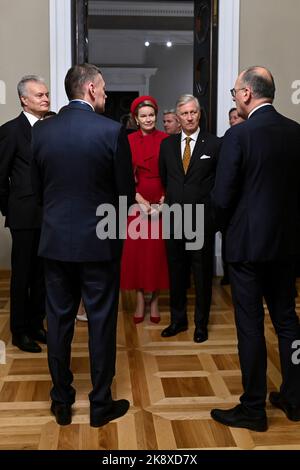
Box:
[0,270,299,450]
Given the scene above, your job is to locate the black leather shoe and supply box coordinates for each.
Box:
[12,334,42,353]
[51,402,72,425]
[194,327,208,343]
[269,392,300,421]
[90,399,130,428]
[161,322,188,338]
[31,328,47,344]
[211,404,268,432]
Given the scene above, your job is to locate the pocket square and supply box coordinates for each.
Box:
[200,154,211,159]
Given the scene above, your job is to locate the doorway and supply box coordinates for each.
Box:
[72,0,219,132]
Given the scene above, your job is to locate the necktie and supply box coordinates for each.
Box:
[182,136,191,174]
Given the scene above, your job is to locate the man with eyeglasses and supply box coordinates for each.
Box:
[230,87,246,98]
[212,66,300,431]
[159,94,221,343]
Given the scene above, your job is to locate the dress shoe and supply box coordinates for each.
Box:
[194,327,208,343]
[31,328,47,344]
[150,315,160,324]
[90,399,130,427]
[161,322,188,338]
[211,404,268,432]
[133,314,144,324]
[269,391,300,421]
[51,401,72,426]
[12,334,42,353]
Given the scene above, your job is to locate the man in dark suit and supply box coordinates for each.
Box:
[0,75,49,352]
[159,94,221,343]
[211,66,300,431]
[220,108,245,286]
[31,64,135,427]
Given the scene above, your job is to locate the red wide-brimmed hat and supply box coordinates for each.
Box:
[130,95,158,115]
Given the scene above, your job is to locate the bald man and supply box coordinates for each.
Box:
[212,66,300,431]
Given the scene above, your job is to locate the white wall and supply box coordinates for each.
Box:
[89,30,147,65]
[239,0,300,123]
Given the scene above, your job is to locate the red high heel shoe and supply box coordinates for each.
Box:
[133,315,145,324]
[150,315,161,324]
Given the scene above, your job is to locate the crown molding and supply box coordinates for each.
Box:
[100,67,158,95]
[89,1,193,17]
[101,67,158,83]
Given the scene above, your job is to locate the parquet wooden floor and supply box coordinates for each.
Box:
[0,269,299,450]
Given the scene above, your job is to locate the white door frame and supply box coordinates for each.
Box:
[49,0,240,124]
[215,0,240,275]
[49,0,72,112]
[217,0,240,137]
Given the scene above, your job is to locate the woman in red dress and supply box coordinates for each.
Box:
[120,96,169,323]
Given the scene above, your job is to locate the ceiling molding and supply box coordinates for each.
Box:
[100,67,158,95]
[89,1,193,17]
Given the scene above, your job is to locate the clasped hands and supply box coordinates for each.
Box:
[135,193,164,216]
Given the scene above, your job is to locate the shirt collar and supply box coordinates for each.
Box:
[248,103,272,119]
[181,127,200,142]
[23,111,40,127]
[69,99,95,111]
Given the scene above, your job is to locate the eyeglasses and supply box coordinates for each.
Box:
[230,87,246,98]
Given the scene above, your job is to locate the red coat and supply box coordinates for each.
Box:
[120,129,169,291]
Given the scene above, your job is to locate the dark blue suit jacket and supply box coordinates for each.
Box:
[31,101,135,262]
[213,105,300,262]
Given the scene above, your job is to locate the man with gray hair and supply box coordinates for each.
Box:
[163,109,181,135]
[159,94,221,343]
[0,75,50,353]
[212,66,300,431]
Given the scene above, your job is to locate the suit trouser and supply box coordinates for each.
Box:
[166,232,214,328]
[44,258,119,409]
[229,259,300,413]
[10,229,45,335]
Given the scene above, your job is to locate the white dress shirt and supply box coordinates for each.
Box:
[23,111,40,127]
[180,128,200,159]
